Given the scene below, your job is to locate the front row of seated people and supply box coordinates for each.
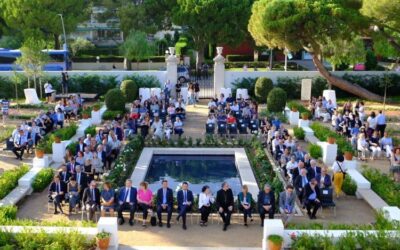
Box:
[49,176,322,230]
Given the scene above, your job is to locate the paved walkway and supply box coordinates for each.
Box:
[182,100,209,139]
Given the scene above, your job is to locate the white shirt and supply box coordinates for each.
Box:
[208,101,217,108]
[367,116,377,129]
[198,192,214,209]
[286,161,298,171]
[125,188,131,203]
[357,138,369,150]
[332,161,347,174]
[44,83,53,94]
[376,114,386,125]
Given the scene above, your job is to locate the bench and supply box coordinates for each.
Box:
[357,188,388,210]
[0,186,31,207]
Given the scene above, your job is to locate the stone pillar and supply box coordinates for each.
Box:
[97,217,118,248]
[52,142,66,163]
[262,219,284,250]
[91,110,101,125]
[166,47,179,98]
[301,79,312,101]
[289,111,299,126]
[317,141,338,165]
[213,47,225,97]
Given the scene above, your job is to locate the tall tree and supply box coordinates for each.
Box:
[119,31,155,70]
[249,0,382,101]
[172,0,253,69]
[0,0,90,49]
[16,39,49,90]
[323,37,366,71]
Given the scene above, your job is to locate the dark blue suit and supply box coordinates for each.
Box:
[157,188,173,225]
[117,187,137,223]
[113,127,123,141]
[315,174,332,188]
[307,166,321,180]
[177,189,194,226]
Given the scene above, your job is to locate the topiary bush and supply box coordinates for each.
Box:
[32,168,54,192]
[267,87,287,113]
[255,77,274,103]
[105,88,126,111]
[293,127,305,140]
[342,176,357,196]
[308,143,322,159]
[120,79,138,102]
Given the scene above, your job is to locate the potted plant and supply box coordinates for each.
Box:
[327,136,336,144]
[82,109,91,119]
[92,102,101,111]
[35,142,45,158]
[343,145,354,160]
[267,234,283,250]
[96,230,111,250]
[53,133,62,143]
[301,112,310,120]
[288,102,298,112]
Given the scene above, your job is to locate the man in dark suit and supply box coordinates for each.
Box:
[73,166,87,199]
[274,139,286,161]
[76,137,86,154]
[216,182,234,231]
[294,168,309,205]
[257,183,275,227]
[117,179,137,226]
[176,182,194,230]
[58,164,71,184]
[304,179,321,219]
[315,167,332,188]
[279,185,296,226]
[113,122,123,141]
[12,129,27,160]
[294,145,307,162]
[48,176,67,214]
[66,157,79,174]
[307,159,321,180]
[291,161,305,182]
[157,180,173,228]
[82,180,101,221]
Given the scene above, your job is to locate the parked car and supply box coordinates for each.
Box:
[177,65,190,82]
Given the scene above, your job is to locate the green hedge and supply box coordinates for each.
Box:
[293,127,305,140]
[32,168,54,192]
[226,54,254,62]
[362,167,400,207]
[122,74,161,88]
[308,143,322,159]
[0,165,29,199]
[38,124,78,154]
[232,77,257,99]
[105,88,126,112]
[342,175,357,195]
[84,125,97,137]
[310,122,354,155]
[102,110,125,120]
[267,88,287,112]
[255,77,273,103]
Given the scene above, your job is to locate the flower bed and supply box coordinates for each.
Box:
[38,124,78,153]
[362,167,400,207]
[310,122,355,155]
[0,165,29,200]
[32,168,54,192]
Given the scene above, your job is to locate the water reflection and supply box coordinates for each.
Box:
[145,155,242,195]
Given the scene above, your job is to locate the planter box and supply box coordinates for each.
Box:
[91,110,102,125]
[262,219,284,250]
[289,111,299,126]
[298,119,310,128]
[97,217,118,248]
[33,155,51,168]
[52,142,66,163]
[317,141,337,165]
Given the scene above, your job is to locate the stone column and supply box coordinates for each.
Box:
[213,47,225,97]
[166,47,179,98]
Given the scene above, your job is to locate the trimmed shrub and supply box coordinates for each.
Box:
[267,88,287,113]
[120,79,138,102]
[308,143,322,159]
[226,54,254,62]
[0,205,18,220]
[123,74,161,88]
[32,168,54,192]
[105,88,126,111]
[102,110,125,120]
[312,77,329,97]
[0,165,29,199]
[342,176,357,196]
[84,125,97,137]
[255,77,274,103]
[293,127,305,140]
[276,77,301,99]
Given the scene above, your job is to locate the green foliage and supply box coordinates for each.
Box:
[342,176,357,196]
[365,49,378,70]
[308,144,322,159]
[66,141,78,156]
[226,54,254,62]
[39,124,78,153]
[70,37,95,56]
[267,88,287,113]
[84,125,97,137]
[119,31,155,67]
[310,122,354,155]
[96,230,111,239]
[312,77,329,97]
[362,167,400,207]
[259,108,288,123]
[102,110,125,121]
[0,126,14,142]
[0,36,22,49]
[267,235,283,244]
[232,77,257,98]
[293,127,305,140]
[0,165,29,199]
[175,36,189,55]
[120,80,138,102]
[32,168,54,192]
[324,37,366,70]
[255,77,274,103]
[276,77,301,100]
[105,88,126,112]
[0,206,18,220]
[123,74,161,88]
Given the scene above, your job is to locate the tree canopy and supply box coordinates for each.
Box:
[172,0,253,68]
[248,0,382,101]
[0,0,89,48]
[119,31,155,70]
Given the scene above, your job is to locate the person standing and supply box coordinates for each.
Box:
[176,182,194,230]
[1,97,10,126]
[216,182,234,231]
[376,110,387,137]
[237,185,253,226]
[117,179,137,226]
[61,72,69,94]
[156,180,173,228]
[332,155,347,198]
[44,81,54,103]
[194,82,200,102]
[198,185,214,226]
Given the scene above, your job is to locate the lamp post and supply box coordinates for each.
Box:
[58,14,67,50]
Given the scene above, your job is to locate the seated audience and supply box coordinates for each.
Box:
[315,167,332,189]
[199,185,214,227]
[67,177,80,213]
[82,180,101,221]
[157,180,173,228]
[216,182,234,231]
[176,182,194,230]
[279,185,296,226]
[100,182,115,217]
[117,179,137,226]
[137,181,153,227]
[48,176,66,214]
[257,184,275,227]
[237,185,253,226]
[304,179,321,219]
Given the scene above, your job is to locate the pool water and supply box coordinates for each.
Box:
[145,155,242,196]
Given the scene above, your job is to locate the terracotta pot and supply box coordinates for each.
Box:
[344,151,353,161]
[54,136,61,143]
[96,237,110,250]
[93,107,100,111]
[82,113,90,119]
[327,136,336,144]
[291,108,298,112]
[301,113,309,120]
[268,240,283,250]
[35,149,44,159]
